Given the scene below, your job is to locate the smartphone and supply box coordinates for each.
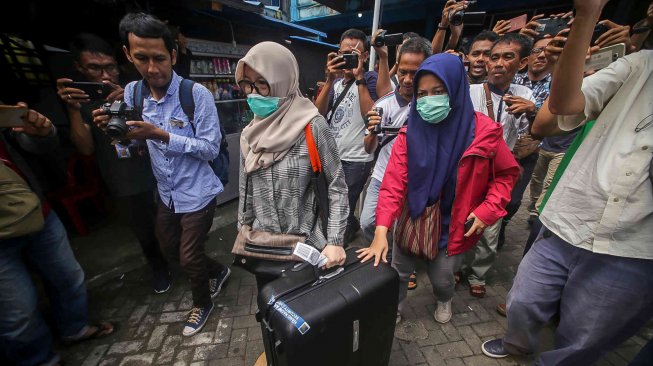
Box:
[506,14,528,32]
[590,23,609,45]
[381,126,401,135]
[584,43,625,72]
[335,53,359,70]
[464,218,474,232]
[0,105,28,128]
[536,18,569,36]
[63,81,113,100]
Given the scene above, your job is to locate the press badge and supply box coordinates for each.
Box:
[114,143,131,159]
[169,118,185,128]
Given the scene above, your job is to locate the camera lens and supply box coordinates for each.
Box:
[106,116,129,139]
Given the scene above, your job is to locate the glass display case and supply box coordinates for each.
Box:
[186,38,253,204]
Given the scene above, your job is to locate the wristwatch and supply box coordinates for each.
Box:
[355,78,367,86]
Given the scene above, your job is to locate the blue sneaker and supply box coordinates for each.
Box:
[183,302,214,337]
[153,269,171,294]
[481,338,509,358]
[209,267,231,299]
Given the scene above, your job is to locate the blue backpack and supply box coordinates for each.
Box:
[132,79,230,185]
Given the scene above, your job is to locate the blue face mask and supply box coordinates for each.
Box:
[416,94,451,124]
[247,94,281,118]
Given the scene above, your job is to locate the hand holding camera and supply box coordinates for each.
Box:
[447,0,472,27]
[503,95,535,116]
[593,20,632,52]
[57,78,90,110]
[6,102,53,137]
[326,52,346,80]
[366,107,383,135]
[519,14,546,39]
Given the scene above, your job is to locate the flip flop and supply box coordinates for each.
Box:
[62,322,115,345]
[408,272,418,290]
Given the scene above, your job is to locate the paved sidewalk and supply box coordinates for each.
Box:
[58,200,652,366]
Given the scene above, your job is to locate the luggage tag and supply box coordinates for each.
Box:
[114,143,132,159]
[293,242,328,268]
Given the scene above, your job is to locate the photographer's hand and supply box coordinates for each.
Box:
[104,81,125,102]
[594,20,632,52]
[520,14,545,39]
[326,52,344,82]
[351,48,365,80]
[12,102,53,137]
[493,20,512,36]
[504,96,536,116]
[91,108,110,131]
[371,29,388,60]
[56,78,88,110]
[126,121,169,142]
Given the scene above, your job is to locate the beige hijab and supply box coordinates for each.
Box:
[236,42,321,173]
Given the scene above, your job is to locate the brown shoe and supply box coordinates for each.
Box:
[496,303,507,317]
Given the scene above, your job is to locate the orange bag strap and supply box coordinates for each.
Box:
[304,123,322,173]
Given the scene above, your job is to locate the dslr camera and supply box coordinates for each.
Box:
[448,0,483,26]
[101,100,140,139]
[373,31,404,47]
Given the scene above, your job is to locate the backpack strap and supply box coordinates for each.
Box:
[132,80,147,117]
[304,123,321,173]
[178,78,196,135]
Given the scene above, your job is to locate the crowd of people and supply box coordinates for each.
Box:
[1,0,652,365]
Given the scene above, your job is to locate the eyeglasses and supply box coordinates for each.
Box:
[238,79,270,97]
[531,47,545,55]
[81,63,119,75]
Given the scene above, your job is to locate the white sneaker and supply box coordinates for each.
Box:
[434,300,452,323]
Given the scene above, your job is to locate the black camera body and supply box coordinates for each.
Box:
[372,107,384,134]
[374,31,404,47]
[102,100,140,139]
[335,53,359,70]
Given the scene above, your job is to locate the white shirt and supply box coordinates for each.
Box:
[541,50,653,260]
[328,79,374,162]
[469,83,533,149]
[368,91,410,182]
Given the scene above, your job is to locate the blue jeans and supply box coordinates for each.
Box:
[504,226,653,365]
[341,160,373,237]
[0,212,87,366]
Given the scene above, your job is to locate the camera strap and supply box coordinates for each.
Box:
[326,79,355,125]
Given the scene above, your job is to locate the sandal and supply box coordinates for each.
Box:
[408,272,418,290]
[469,284,486,298]
[63,322,115,345]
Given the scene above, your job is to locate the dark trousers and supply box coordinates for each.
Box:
[341,160,373,238]
[116,190,167,270]
[155,198,224,307]
[505,153,538,221]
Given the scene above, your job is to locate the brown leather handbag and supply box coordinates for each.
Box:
[393,201,441,260]
[513,133,541,160]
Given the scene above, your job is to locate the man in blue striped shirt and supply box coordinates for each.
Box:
[94,13,230,337]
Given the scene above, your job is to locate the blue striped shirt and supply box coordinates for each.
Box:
[124,72,223,213]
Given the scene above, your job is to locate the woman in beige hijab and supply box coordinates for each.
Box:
[235,41,349,289]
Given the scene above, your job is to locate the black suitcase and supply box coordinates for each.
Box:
[256,249,399,366]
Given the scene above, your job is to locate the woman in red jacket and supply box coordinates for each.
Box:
[358,53,519,324]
